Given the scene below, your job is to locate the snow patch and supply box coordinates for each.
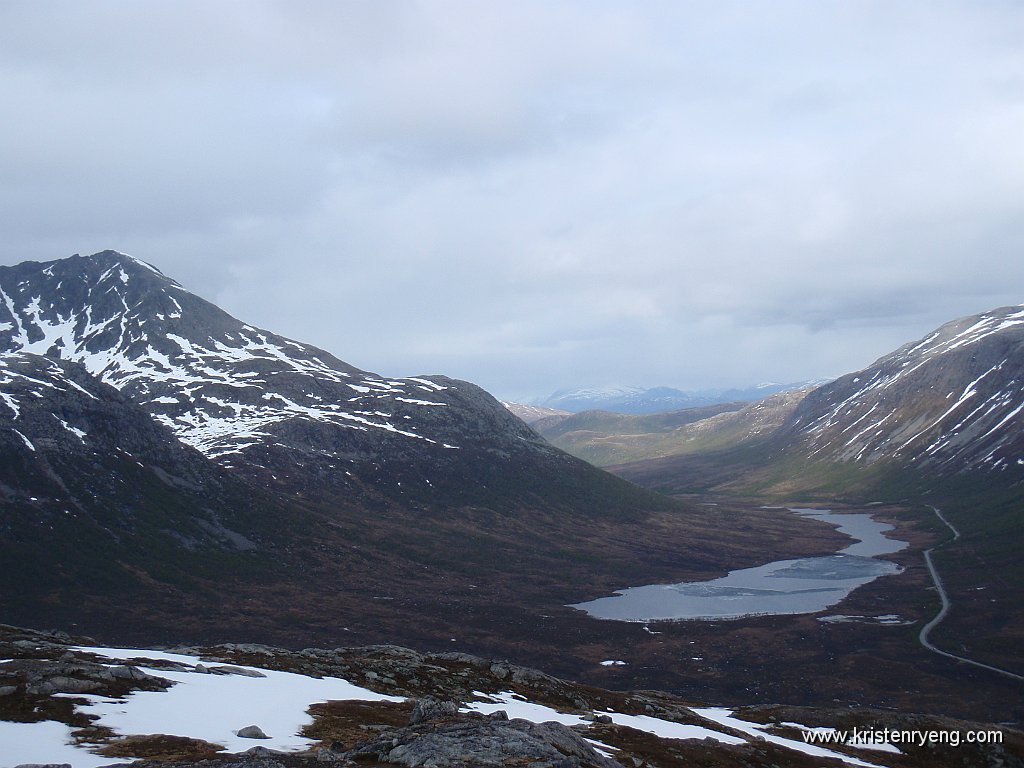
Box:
[64,646,402,758]
[692,708,884,767]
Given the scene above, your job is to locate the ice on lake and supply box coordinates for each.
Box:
[570,509,906,622]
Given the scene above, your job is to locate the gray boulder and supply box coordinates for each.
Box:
[409,697,459,724]
[109,665,153,681]
[236,724,270,739]
[207,664,266,677]
[26,676,102,695]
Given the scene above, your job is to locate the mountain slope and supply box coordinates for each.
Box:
[770,306,1024,671]
[613,305,1024,492]
[501,401,570,425]
[526,402,746,466]
[529,391,810,467]
[0,350,307,631]
[781,305,1024,479]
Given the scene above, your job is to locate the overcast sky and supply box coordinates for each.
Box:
[1,2,1022,401]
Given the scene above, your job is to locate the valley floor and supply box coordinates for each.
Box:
[3,496,1022,766]
[406,497,1021,729]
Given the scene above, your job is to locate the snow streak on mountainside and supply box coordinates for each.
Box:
[786,305,1024,474]
[0,353,96,447]
[0,349,289,611]
[0,252,458,459]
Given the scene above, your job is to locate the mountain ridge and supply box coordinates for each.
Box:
[780,304,1024,478]
[606,304,1024,490]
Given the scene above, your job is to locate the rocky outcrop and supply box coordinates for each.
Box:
[338,709,620,768]
[4,657,166,697]
[407,697,458,724]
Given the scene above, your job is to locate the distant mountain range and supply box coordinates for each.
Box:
[530,382,817,415]
[524,390,812,468]
[521,306,1024,484]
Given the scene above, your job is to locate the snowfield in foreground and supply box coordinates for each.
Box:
[0,644,888,768]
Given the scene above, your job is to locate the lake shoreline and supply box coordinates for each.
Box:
[569,507,909,622]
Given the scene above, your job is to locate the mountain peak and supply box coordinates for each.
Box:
[0,252,546,475]
[880,304,1024,365]
[4,249,177,288]
[83,249,169,278]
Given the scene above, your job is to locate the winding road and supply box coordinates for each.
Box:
[918,505,1024,682]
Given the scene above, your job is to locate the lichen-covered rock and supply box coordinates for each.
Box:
[408,697,459,725]
[345,713,620,768]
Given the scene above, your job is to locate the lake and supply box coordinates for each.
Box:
[569,508,907,622]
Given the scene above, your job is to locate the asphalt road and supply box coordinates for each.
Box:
[918,505,1024,683]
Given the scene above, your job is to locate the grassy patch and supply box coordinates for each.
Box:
[95,733,225,761]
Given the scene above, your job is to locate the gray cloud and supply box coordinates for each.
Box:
[2,1,1022,401]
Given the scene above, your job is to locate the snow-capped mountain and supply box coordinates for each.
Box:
[0,251,470,459]
[783,305,1024,476]
[0,251,579,504]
